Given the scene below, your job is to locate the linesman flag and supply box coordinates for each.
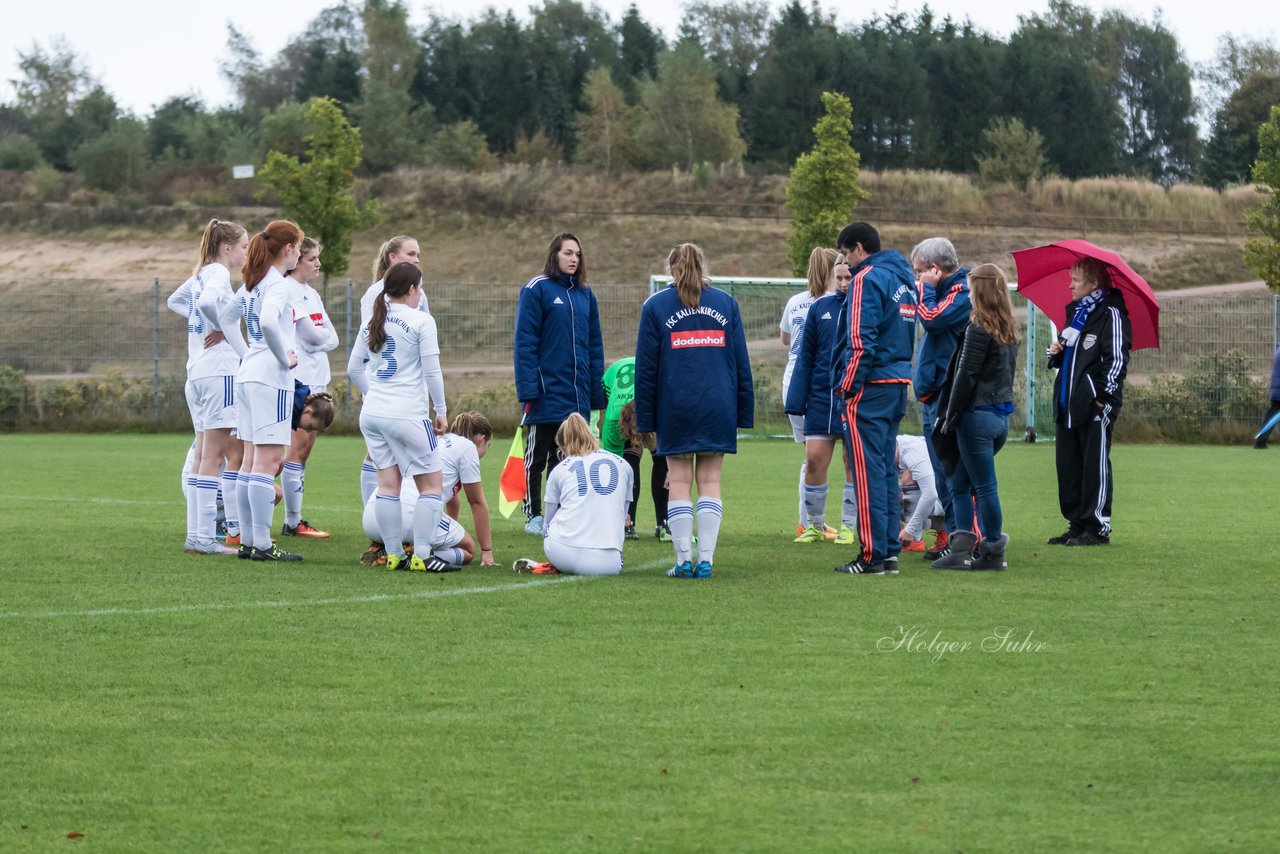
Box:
[498,429,527,519]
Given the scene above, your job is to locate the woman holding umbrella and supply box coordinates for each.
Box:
[1045,257,1132,546]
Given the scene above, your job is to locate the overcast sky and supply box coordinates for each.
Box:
[1,0,1274,115]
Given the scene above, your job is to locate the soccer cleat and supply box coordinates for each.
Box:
[282,519,330,538]
[1066,531,1110,546]
[224,532,241,547]
[834,558,885,575]
[237,544,254,560]
[413,554,462,573]
[524,515,544,535]
[183,536,199,553]
[794,524,823,543]
[923,530,950,560]
[822,524,840,541]
[902,538,926,552]
[385,553,410,571]
[884,557,899,575]
[655,524,672,542]
[250,545,303,562]
[512,557,556,574]
[531,562,559,575]
[188,538,238,556]
[1047,528,1083,545]
[625,524,638,540]
[693,560,713,579]
[795,523,805,538]
[359,542,386,567]
[833,524,856,545]
[666,561,695,578]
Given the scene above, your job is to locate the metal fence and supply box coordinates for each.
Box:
[0,278,1276,438]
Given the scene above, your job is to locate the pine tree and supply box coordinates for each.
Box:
[784,92,868,277]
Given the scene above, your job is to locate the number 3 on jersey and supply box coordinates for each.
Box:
[374,336,398,380]
[567,457,619,497]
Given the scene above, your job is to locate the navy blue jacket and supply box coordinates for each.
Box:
[833,250,918,396]
[514,273,604,424]
[913,268,971,402]
[634,285,754,455]
[784,289,846,435]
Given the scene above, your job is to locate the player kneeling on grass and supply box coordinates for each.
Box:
[360,479,469,571]
[513,413,633,576]
[896,434,946,555]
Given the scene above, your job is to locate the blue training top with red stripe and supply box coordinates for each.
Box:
[833,249,918,396]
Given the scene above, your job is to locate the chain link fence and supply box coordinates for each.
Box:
[0,278,1276,440]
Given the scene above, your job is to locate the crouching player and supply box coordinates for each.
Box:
[896,434,946,556]
[513,413,632,576]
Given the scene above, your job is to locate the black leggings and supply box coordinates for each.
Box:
[622,447,669,526]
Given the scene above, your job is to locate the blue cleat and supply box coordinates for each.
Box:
[693,560,713,579]
[666,561,695,578]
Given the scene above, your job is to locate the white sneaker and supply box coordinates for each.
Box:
[524,515,544,535]
[187,537,238,556]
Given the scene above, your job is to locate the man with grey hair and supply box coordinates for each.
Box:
[909,237,971,560]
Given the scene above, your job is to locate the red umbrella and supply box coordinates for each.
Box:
[1011,239,1160,350]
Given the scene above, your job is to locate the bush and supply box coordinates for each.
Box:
[0,134,47,171]
[26,165,70,202]
[0,365,28,428]
[428,121,496,171]
[72,118,151,192]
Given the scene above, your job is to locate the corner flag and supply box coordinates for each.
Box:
[498,430,527,518]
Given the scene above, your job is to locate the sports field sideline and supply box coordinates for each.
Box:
[1,433,1277,850]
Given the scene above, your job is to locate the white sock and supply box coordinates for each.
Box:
[696,498,723,566]
[375,494,404,557]
[245,474,276,550]
[184,476,199,539]
[196,477,220,540]
[843,482,858,528]
[796,461,806,526]
[221,471,240,536]
[237,467,255,544]
[360,460,378,505]
[804,483,828,529]
[667,500,694,564]
[282,461,305,527]
[432,546,465,565]
[413,493,444,557]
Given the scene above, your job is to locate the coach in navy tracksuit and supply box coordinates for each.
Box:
[832,223,918,575]
[910,237,971,555]
[514,233,604,529]
[1046,258,1131,547]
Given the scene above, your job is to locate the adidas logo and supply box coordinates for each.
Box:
[553,297,564,305]
[820,311,832,320]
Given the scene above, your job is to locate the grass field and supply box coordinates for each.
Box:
[2,433,1278,850]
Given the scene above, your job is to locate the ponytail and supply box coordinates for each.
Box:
[373,235,415,282]
[367,261,422,353]
[449,410,493,442]
[242,219,304,290]
[805,247,839,298]
[668,243,707,309]
[195,218,246,275]
[556,412,599,458]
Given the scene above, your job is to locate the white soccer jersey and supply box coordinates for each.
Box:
[438,432,482,502]
[175,263,240,380]
[235,268,295,391]
[780,290,815,392]
[292,281,339,387]
[897,434,933,483]
[359,279,430,332]
[544,449,633,551]
[349,303,442,419]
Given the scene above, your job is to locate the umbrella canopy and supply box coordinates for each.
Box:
[1011,239,1160,350]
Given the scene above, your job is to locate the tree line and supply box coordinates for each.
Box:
[2,0,1279,190]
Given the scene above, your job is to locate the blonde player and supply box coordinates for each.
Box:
[779,249,828,539]
[230,219,304,562]
[513,413,632,576]
[347,261,451,573]
[166,219,249,555]
[282,237,339,539]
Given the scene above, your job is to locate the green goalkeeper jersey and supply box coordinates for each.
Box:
[601,357,636,454]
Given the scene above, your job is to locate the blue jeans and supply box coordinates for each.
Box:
[947,409,1008,542]
[920,397,957,533]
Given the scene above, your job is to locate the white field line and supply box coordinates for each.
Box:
[0,558,673,621]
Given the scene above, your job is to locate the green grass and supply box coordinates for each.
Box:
[2,434,1278,851]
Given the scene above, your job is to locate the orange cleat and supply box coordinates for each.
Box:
[282,520,330,538]
[903,537,926,552]
[224,533,241,547]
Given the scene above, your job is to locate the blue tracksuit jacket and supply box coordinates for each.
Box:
[784,289,846,435]
[833,250,918,396]
[634,285,754,456]
[913,268,971,402]
[513,272,604,424]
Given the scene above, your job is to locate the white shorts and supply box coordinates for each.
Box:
[788,413,805,443]
[544,536,622,576]
[804,433,843,443]
[186,376,237,432]
[362,497,466,548]
[360,412,442,476]
[237,381,292,446]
